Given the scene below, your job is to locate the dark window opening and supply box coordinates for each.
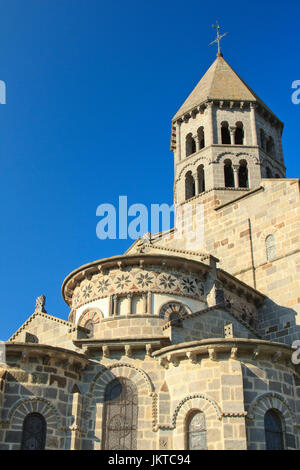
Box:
[186,134,196,157]
[221,122,231,144]
[238,160,248,188]
[185,171,196,200]
[224,160,234,188]
[234,123,244,145]
[198,127,205,149]
[197,165,205,193]
[21,413,47,450]
[265,409,284,450]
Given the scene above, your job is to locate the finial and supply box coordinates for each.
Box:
[35,295,47,313]
[208,21,228,56]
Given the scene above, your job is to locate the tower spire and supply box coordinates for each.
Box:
[208,21,228,56]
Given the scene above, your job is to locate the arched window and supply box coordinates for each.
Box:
[186,410,207,450]
[186,133,196,157]
[260,129,266,150]
[102,378,138,450]
[264,409,284,450]
[235,122,244,145]
[265,234,276,261]
[197,165,205,193]
[238,160,248,188]
[266,136,275,155]
[197,127,205,149]
[221,122,231,144]
[266,167,273,178]
[21,413,47,450]
[159,301,189,320]
[185,171,195,200]
[224,159,234,188]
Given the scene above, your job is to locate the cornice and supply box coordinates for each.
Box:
[152,337,293,369]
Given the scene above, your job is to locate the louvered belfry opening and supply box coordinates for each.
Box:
[102,377,138,450]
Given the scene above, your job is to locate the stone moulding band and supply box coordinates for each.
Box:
[152,338,293,369]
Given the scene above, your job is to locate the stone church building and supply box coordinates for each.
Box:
[0,51,299,450]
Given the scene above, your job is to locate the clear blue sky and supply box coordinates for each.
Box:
[0,0,299,339]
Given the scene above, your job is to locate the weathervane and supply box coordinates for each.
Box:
[209,21,228,56]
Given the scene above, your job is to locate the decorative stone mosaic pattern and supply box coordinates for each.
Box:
[71,268,205,309]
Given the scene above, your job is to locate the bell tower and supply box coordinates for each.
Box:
[171,50,286,206]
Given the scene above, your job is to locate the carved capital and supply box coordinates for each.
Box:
[102,345,110,358]
[125,345,133,358]
[208,348,217,361]
[252,348,260,360]
[167,354,179,367]
[230,347,238,360]
[186,351,198,364]
[159,357,169,369]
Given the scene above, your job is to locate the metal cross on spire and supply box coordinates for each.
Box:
[208,21,228,56]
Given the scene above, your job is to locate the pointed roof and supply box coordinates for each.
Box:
[173,54,275,121]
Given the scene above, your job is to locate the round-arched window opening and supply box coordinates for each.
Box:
[264,409,284,450]
[235,122,244,145]
[185,171,196,200]
[221,121,231,144]
[186,410,207,450]
[224,159,234,188]
[21,412,47,450]
[238,160,248,188]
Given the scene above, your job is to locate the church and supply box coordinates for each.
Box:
[0,38,299,450]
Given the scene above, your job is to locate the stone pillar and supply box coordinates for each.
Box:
[127,294,133,314]
[207,102,215,145]
[193,172,199,195]
[176,120,182,162]
[147,291,152,314]
[230,126,236,145]
[250,103,258,146]
[143,294,147,313]
[109,295,113,316]
[70,390,83,450]
[220,359,247,450]
[233,164,239,188]
[113,295,118,316]
[194,134,200,152]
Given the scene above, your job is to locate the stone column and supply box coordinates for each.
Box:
[194,134,200,152]
[143,294,147,313]
[113,295,118,316]
[147,291,152,314]
[108,295,113,316]
[233,164,239,188]
[250,103,258,146]
[127,293,133,314]
[193,171,199,195]
[230,126,236,145]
